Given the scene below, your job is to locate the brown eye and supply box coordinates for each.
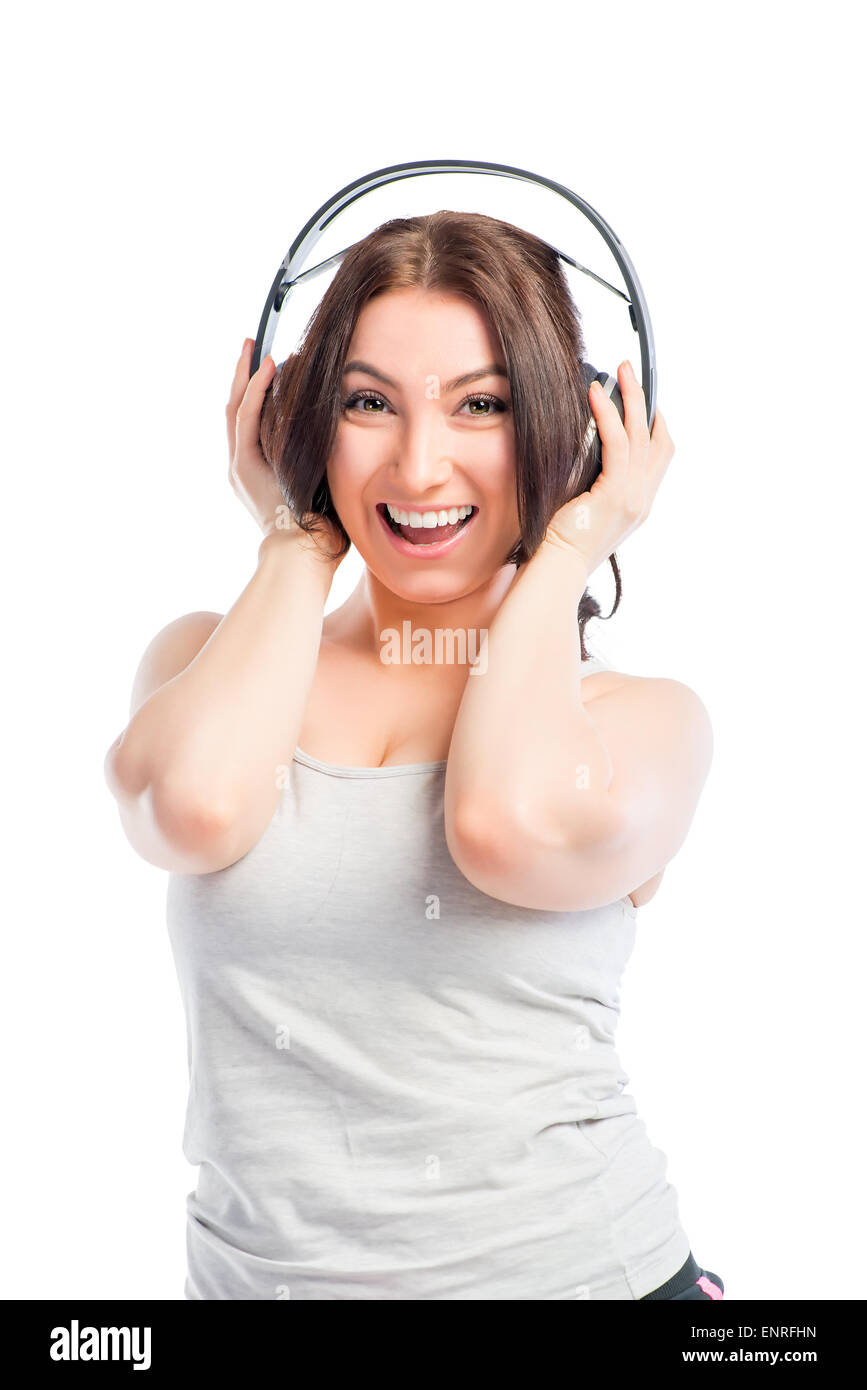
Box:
[459,393,508,416]
[342,390,390,413]
[342,389,509,417]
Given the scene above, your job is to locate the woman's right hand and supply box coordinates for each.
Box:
[226,339,347,573]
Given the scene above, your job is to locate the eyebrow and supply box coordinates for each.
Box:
[342,360,509,393]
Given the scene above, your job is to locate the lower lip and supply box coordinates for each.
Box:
[376,505,479,558]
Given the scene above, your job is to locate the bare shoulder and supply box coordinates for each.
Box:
[129,610,224,717]
[583,668,713,774]
[581,669,713,910]
[584,667,711,724]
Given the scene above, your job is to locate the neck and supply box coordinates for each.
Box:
[337,563,520,676]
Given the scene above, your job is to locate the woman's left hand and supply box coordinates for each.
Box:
[542,359,676,576]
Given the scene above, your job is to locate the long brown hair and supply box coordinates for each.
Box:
[259,209,621,659]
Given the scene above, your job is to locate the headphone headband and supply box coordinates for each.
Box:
[251,158,656,479]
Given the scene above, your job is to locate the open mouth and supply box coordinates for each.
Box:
[377,503,478,546]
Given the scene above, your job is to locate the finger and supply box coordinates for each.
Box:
[617,361,651,447]
[649,407,675,465]
[645,407,675,498]
[589,380,629,472]
[226,339,254,413]
[223,339,250,430]
[651,407,674,447]
[225,339,255,452]
[239,351,276,406]
[234,353,276,459]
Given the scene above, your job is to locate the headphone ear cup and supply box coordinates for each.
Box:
[568,363,625,495]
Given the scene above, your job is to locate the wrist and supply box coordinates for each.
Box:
[537,535,592,590]
[257,527,336,591]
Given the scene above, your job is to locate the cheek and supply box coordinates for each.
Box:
[326,440,371,511]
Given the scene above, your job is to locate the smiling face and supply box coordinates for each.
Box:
[326,287,521,604]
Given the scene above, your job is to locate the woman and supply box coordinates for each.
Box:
[104,210,724,1301]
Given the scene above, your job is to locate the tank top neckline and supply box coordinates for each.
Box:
[292,654,614,780]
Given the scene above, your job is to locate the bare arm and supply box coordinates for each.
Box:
[104,530,335,873]
[442,524,711,912]
[443,363,705,910]
[105,337,347,873]
[447,656,712,911]
[444,540,620,862]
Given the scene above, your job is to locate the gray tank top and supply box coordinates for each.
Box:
[166,653,691,1300]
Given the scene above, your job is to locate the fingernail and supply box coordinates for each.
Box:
[623,360,634,379]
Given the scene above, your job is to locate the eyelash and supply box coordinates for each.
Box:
[341,388,508,417]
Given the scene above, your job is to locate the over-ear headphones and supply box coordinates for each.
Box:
[251,158,656,496]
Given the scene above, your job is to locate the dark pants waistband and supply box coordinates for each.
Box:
[640,1250,719,1300]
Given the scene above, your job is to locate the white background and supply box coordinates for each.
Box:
[2,0,864,1301]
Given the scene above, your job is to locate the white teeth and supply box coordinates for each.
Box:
[385,503,473,527]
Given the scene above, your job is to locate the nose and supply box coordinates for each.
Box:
[386,413,455,496]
